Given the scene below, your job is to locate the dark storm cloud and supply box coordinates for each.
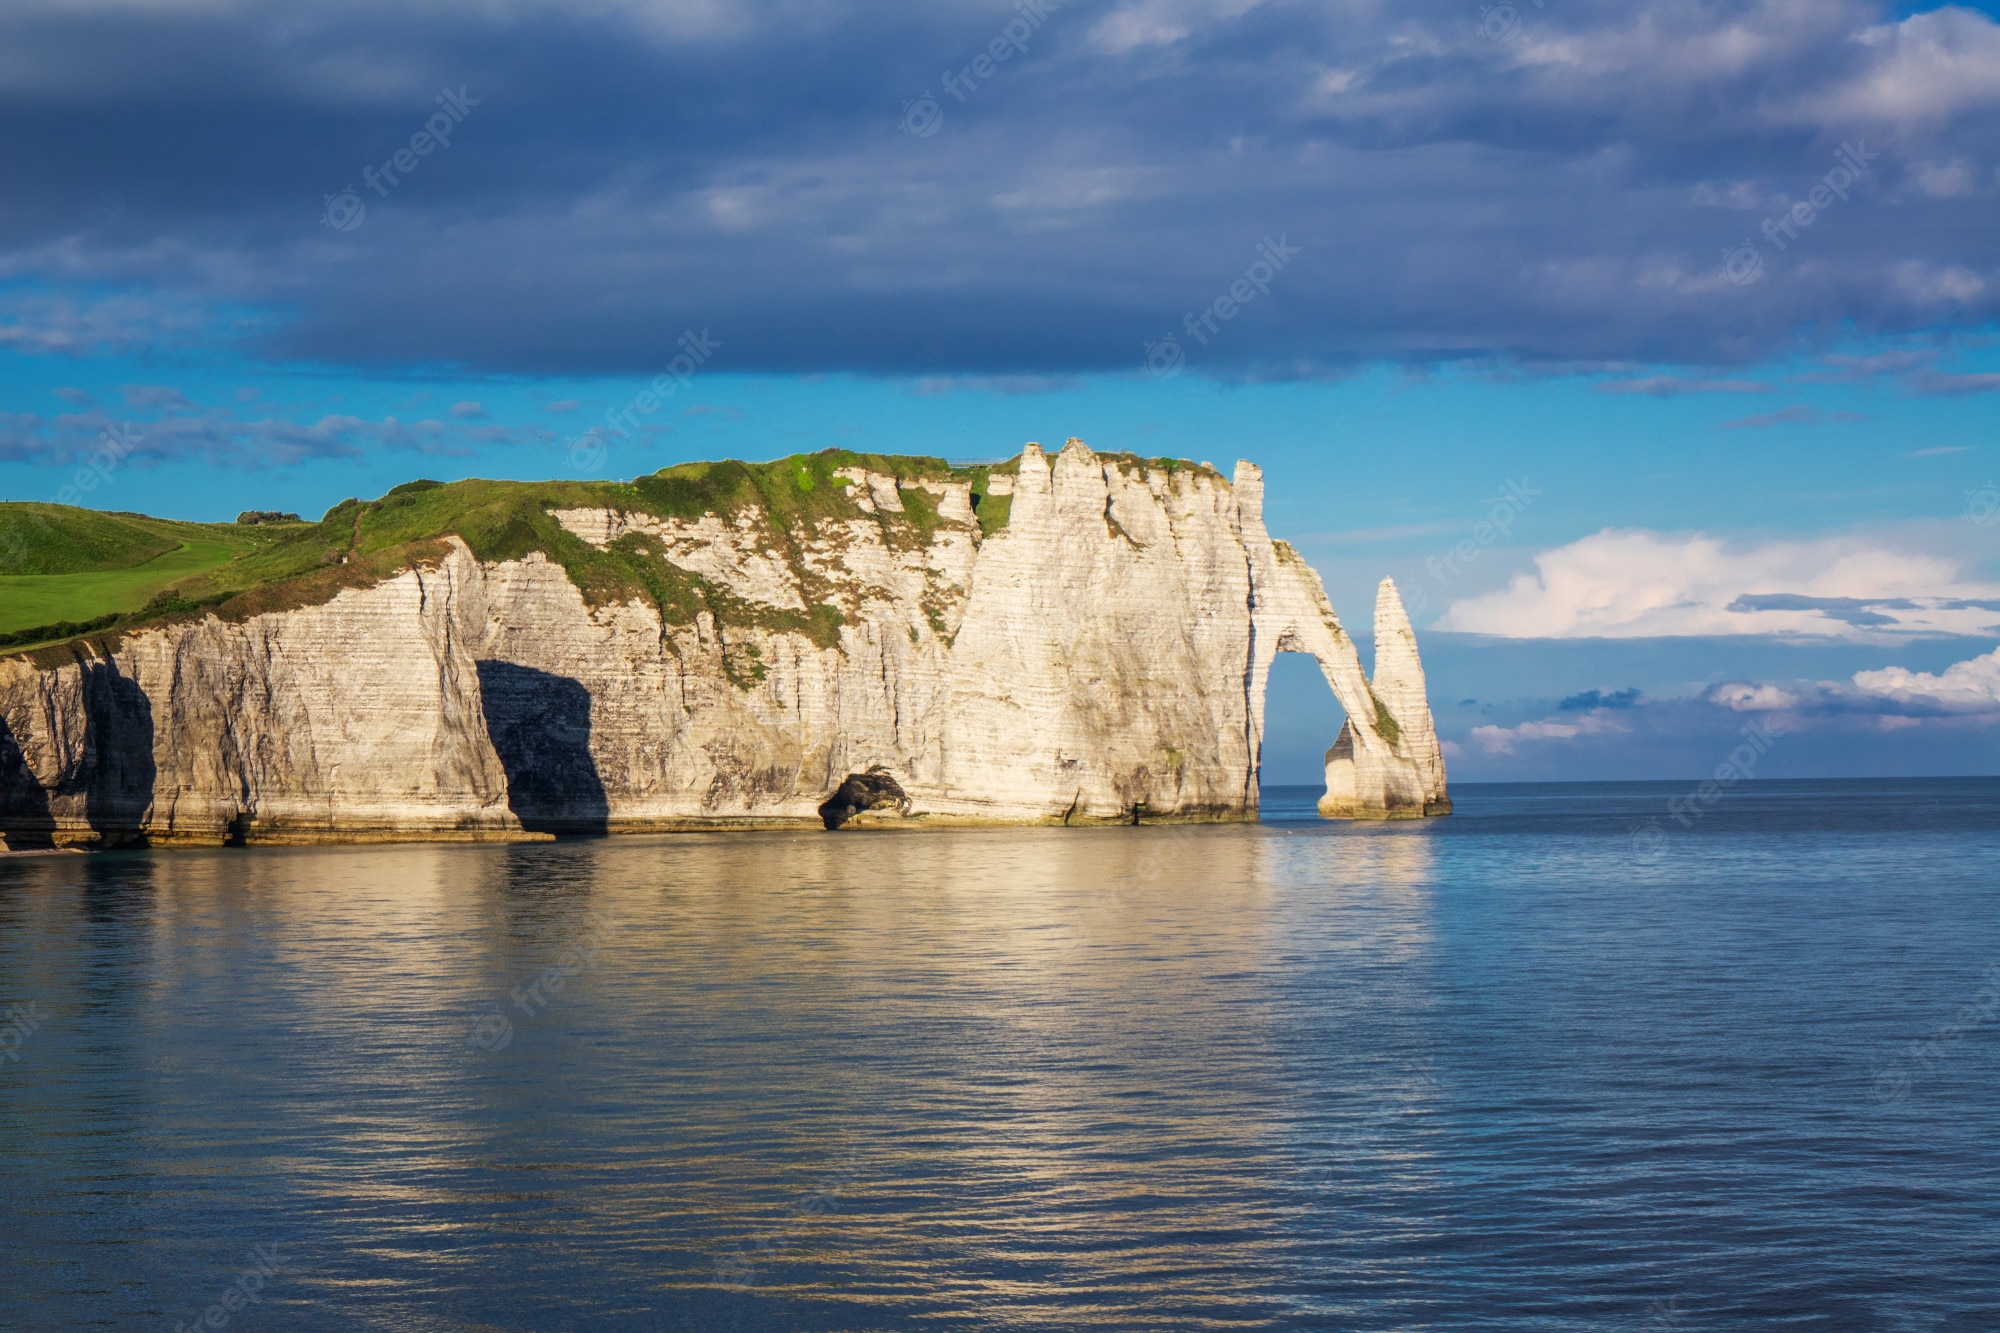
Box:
[3,0,1999,376]
[1559,687,1642,711]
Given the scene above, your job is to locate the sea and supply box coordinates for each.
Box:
[2,778,1997,1332]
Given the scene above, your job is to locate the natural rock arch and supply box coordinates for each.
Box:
[1235,462,1448,819]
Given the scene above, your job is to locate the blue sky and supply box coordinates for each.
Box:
[3,0,1998,780]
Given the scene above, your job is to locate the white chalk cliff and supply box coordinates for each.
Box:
[0,442,1447,846]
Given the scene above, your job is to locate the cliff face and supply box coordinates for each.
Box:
[0,442,1448,846]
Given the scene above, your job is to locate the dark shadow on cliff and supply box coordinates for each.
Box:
[476,661,609,836]
[82,662,156,847]
[0,711,55,848]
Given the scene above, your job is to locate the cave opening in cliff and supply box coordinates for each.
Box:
[818,767,911,830]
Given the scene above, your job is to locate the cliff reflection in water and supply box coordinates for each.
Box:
[9,782,1998,1331]
[0,822,1444,1329]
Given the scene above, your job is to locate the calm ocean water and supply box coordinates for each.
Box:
[3,779,1997,1332]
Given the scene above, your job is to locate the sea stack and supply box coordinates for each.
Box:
[1371,577,1451,815]
[1317,578,1450,819]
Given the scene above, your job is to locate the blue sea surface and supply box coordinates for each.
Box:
[2,778,1997,1331]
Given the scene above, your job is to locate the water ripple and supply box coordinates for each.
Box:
[2,779,1997,1330]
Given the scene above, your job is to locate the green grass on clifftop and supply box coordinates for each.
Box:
[0,506,295,638]
[0,503,183,575]
[0,450,1058,658]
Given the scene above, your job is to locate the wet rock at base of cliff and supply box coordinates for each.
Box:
[819,767,912,830]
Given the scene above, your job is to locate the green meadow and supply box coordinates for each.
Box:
[0,504,292,641]
[0,537,255,635]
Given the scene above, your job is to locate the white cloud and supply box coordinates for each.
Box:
[1891,261,1987,306]
[1854,646,2000,713]
[1709,682,1800,712]
[1438,529,2000,640]
[1087,0,1269,53]
[0,289,206,356]
[1689,180,1766,210]
[1470,708,1628,754]
[1793,7,2000,127]
[1909,159,1979,199]
[991,167,1153,222]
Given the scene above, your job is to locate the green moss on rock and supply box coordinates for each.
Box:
[1,448,1076,660]
[1371,695,1403,746]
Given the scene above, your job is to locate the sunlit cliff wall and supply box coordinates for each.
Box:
[0,441,1446,846]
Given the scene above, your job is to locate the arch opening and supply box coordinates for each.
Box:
[1259,651,1352,804]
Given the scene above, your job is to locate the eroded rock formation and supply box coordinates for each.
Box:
[1320,579,1450,818]
[0,442,1448,846]
[819,767,912,830]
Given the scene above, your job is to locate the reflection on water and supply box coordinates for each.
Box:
[3,781,1999,1331]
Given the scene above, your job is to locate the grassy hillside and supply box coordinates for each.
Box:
[0,451,1032,658]
[0,507,298,638]
[0,503,182,575]
[1,538,256,635]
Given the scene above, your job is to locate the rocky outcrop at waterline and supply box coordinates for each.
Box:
[819,767,913,830]
[0,441,1447,847]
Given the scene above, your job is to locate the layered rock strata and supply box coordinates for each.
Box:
[0,442,1448,846]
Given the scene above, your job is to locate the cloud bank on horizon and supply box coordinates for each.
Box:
[1430,524,2000,767]
[1437,528,2000,640]
[1466,646,2000,754]
[0,0,1998,378]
